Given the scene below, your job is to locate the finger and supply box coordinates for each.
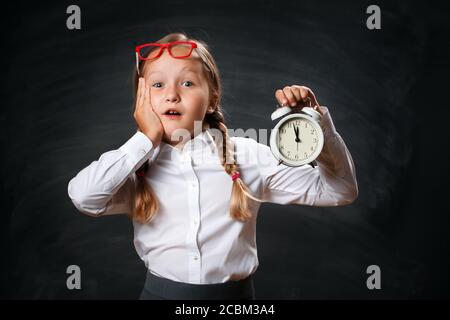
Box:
[299,87,309,101]
[142,81,147,107]
[290,86,303,104]
[282,86,297,107]
[288,85,317,109]
[302,86,319,107]
[137,77,144,110]
[144,82,150,110]
[146,82,154,110]
[275,89,288,106]
[292,86,312,109]
[143,78,153,110]
[140,78,146,107]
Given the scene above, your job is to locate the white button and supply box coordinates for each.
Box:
[193,256,198,261]
[194,219,198,225]
[191,181,196,187]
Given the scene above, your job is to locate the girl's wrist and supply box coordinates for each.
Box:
[144,132,160,148]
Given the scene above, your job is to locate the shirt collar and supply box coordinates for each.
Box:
[158,127,216,156]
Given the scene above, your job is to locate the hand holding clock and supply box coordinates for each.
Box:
[275,85,324,116]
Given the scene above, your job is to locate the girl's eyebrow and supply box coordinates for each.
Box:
[148,67,198,77]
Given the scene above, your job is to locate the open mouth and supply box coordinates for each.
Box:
[163,109,183,119]
[164,110,181,115]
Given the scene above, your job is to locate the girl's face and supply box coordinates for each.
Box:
[142,50,211,147]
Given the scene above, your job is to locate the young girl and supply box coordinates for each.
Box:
[67,32,358,300]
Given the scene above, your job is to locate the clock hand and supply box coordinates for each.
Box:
[294,126,300,151]
[294,126,301,143]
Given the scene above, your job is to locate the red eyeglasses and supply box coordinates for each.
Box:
[135,41,198,75]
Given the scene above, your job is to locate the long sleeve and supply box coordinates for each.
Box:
[257,106,358,207]
[67,131,155,217]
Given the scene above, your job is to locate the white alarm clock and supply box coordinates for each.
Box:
[269,100,324,167]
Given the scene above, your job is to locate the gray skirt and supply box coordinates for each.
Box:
[139,271,256,300]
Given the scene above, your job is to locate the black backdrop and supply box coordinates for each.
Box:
[1,0,449,299]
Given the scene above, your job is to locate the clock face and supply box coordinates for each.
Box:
[277,117,320,162]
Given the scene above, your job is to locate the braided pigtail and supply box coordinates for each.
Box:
[205,110,263,222]
[130,151,159,223]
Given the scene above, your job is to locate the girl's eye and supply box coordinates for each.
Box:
[151,81,193,88]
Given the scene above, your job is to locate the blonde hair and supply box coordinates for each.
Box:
[130,32,262,224]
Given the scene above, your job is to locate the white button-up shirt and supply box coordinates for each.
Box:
[67,107,358,284]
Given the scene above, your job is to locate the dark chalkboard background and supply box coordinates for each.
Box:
[1,0,449,299]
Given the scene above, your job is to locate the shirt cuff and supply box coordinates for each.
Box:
[118,131,154,168]
[318,106,338,141]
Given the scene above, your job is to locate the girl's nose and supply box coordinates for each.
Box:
[165,89,180,101]
[165,95,180,103]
